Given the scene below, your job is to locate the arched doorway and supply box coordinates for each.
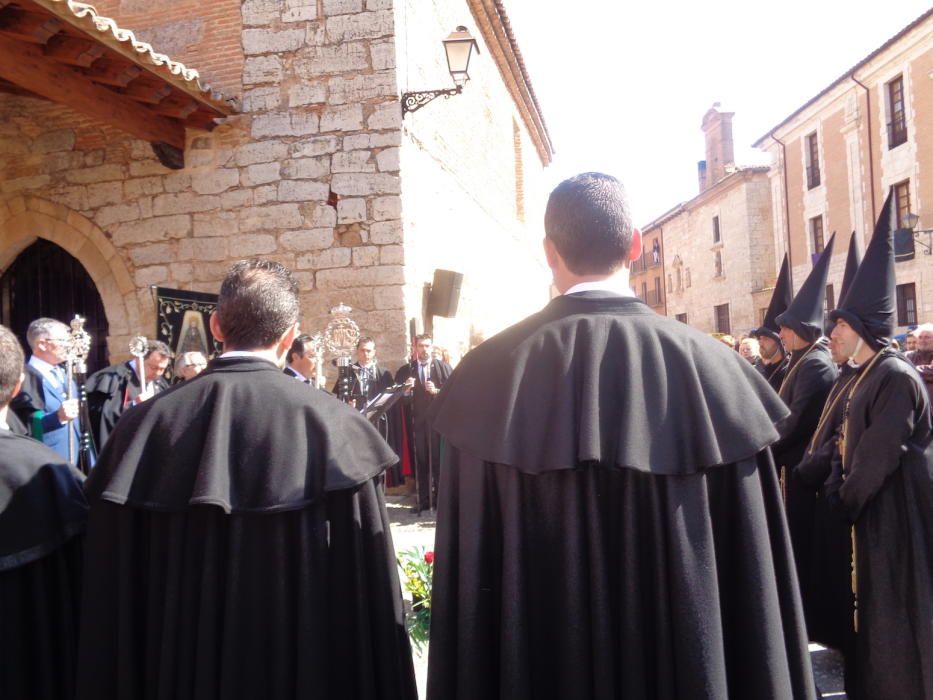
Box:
[0,239,110,372]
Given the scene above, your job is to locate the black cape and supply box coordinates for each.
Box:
[837,351,933,700]
[427,293,815,699]
[76,357,417,700]
[771,339,837,636]
[794,366,858,669]
[85,361,170,450]
[0,430,87,700]
[759,353,790,392]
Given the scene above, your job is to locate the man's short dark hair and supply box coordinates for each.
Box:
[217,259,300,350]
[544,172,634,275]
[415,334,432,344]
[357,337,375,349]
[145,340,173,359]
[287,334,314,364]
[0,324,25,408]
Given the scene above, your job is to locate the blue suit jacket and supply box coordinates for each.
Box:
[12,364,80,462]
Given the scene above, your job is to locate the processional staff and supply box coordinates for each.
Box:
[66,315,96,473]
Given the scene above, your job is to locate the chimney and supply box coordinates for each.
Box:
[699,103,735,192]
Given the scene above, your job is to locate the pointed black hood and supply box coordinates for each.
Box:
[776,233,835,344]
[839,231,862,303]
[751,254,792,344]
[830,191,895,351]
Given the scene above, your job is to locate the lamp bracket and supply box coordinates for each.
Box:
[914,229,933,255]
[401,86,463,116]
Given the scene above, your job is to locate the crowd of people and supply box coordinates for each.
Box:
[1,173,930,700]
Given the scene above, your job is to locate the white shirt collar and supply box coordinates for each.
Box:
[284,363,309,382]
[28,355,65,386]
[563,279,635,297]
[221,350,279,365]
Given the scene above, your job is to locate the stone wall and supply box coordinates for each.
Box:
[392,0,550,360]
[0,0,409,366]
[662,170,774,336]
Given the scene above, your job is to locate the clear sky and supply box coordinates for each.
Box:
[503,0,930,227]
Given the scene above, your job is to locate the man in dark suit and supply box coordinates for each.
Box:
[394,334,452,513]
[333,337,393,406]
[284,334,319,385]
[85,340,171,451]
[10,318,79,462]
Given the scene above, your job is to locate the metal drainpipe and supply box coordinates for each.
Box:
[770,132,794,290]
[851,74,877,225]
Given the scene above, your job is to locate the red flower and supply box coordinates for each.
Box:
[424,551,435,564]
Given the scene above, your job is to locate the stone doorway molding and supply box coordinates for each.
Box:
[0,195,140,359]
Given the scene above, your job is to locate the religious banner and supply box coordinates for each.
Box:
[154,287,220,360]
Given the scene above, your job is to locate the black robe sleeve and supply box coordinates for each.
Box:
[839,369,924,522]
[772,352,836,468]
[0,433,87,700]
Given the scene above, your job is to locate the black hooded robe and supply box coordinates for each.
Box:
[759,354,790,392]
[85,361,169,451]
[771,339,837,635]
[836,351,933,700]
[794,367,858,687]
[75,357,417,700]
[426,293,816,700]
[0,430,88,700]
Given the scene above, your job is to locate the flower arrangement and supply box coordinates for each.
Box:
[398,547,434,652]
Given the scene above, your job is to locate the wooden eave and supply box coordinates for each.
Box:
[0,0,236,168]
[467,0,555,166]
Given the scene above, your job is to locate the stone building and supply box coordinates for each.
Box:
[630,226,665,315]
[645,106,775,336]
[0,0,553,372]
[754,9,932,332]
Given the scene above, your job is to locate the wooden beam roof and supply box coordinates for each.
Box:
[0,0,237,168]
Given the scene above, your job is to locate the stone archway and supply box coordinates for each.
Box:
[0,195,140,359]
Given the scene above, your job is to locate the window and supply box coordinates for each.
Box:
[675,266,682,292]
[641,282,648,302]
[810,216,825,255]
[887,75,907,149]
[825,284,835,313]
[714,251,723,277]
[675,313,688,324]
[667,274,673,294]
[714,303,731,334]
[806,132,821,189]
[894,180,911,229]
[651,239,661,265]
[712,216,721,244]
[896,283,917,326]
[685,268,692,288]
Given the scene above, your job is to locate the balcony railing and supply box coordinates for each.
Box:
[887,120,907,149]
[806,165,821,189]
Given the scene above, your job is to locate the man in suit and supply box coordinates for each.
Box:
[394,334,452,513]
[284,334,319,385]
[333,337,393,406]
[10,318,79,462]
[85,340,172,451]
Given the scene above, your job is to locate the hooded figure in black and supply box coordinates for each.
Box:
[752,254,793,390]
[770,235,838,636]
[794,229,862,686]
[0,324,88,700]
[426,173,816,700]
[76,260,417,700]
[826,192,933,700]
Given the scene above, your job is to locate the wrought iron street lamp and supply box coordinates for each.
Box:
[401,26,479,117]
[905,212,932,255]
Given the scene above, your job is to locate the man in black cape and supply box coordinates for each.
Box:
[0,324,88,700]
[794,229,862,689]
[771,236,838,636]
[85,339,172,450]
[76,260,417,700]
[394,334,452,513]
[751,254,793,390]
[825,194,933,699]
[427,173,815,699]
